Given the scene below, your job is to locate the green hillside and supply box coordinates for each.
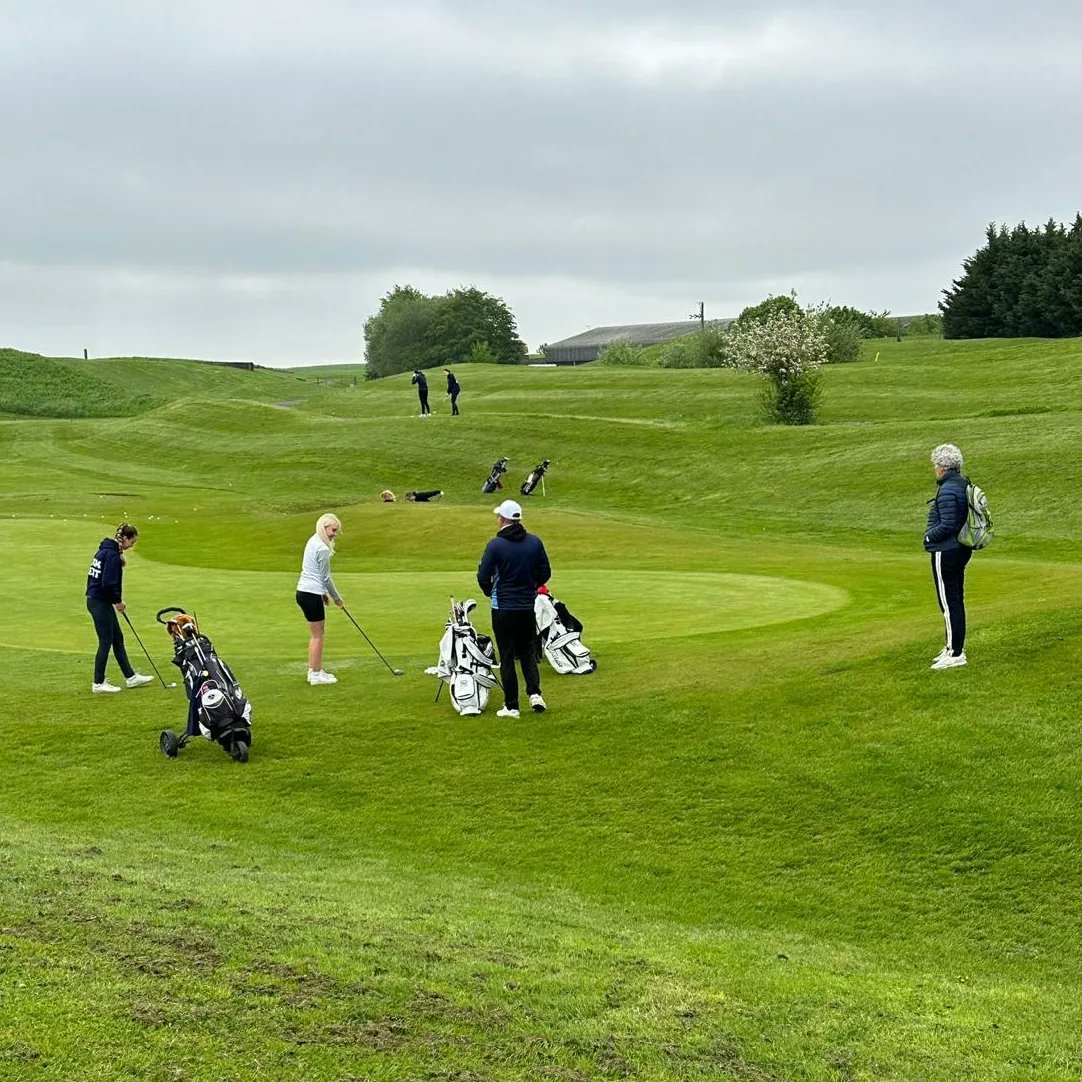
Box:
[0,347,312,417]
[1,337,1081,1080]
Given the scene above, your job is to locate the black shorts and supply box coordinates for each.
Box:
[296,590,326,622]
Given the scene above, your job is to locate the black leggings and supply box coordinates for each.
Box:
[450,391,460,415]
[491,608,541,709]
[86,597,134,684]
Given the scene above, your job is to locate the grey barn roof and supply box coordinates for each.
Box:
[543,319,731,364]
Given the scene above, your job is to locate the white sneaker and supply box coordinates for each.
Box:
[308,670,338,685]
[932,647,950,663]
[92,681,122,694]
[529,693,547,713]
[126,673,155,688]
[495,706,520,718]
[931,652,967,670]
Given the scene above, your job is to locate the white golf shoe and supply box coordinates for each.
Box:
[529,693,547,713]
[931,652,967,670]
[496,706,520,718]
[308,670,338,685]
[92,682,122,694]
[126,673,155,688]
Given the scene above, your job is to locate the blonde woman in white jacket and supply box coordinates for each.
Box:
[295,513,346,685]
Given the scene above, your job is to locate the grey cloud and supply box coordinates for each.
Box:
[2,1,1080,362]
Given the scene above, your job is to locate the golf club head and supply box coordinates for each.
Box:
[392,668,404,676]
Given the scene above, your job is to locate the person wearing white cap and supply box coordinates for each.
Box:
[477,499,552,717]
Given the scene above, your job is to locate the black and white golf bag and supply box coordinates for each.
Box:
[534,590,597,675]
[481,457,509,494]
[520,458,550,496]
[425,598,499,715]
[156,608,253,762]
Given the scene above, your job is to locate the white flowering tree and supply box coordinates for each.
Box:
[725,306,828,424]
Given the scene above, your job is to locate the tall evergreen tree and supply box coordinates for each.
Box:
[941,215,1082,338]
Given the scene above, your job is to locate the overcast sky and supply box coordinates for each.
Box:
[2,2,1080,365]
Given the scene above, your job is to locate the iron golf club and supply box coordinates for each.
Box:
[341,608,404,676]
[120,610,176,688]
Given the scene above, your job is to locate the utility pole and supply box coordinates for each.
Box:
[689,301,704,331]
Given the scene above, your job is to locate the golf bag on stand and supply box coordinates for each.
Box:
[481,457,509,494]
[520,458,550,496]
[534,587,597,675]
[155,608,253,762]
[425,598,499,715]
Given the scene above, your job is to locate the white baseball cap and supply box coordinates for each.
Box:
[493,499,523,520]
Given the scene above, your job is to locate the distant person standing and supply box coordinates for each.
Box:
[295,513,346,685]
[411,369,431,416]
[84,523,155,693]
[476,499,551,718]
[444,368,461,415]
[924,443,972,670]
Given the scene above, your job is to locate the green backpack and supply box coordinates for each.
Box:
[958,480,993,550]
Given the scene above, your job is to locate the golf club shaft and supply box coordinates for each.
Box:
[120,610,170,687]
[341,608,403,675]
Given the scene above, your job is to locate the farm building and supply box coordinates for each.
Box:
[542,320,731,365]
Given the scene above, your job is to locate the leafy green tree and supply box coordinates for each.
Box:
[825,306,899,339]
[733,292,801,328]
[432,287,527,365]
[364,285,526,378]
[363,286,441,380]
[818,309,863,364]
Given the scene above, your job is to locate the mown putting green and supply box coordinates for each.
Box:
[3,519,848,660]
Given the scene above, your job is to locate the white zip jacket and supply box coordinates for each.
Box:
[296,534,342,602]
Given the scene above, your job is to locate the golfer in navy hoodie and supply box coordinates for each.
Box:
[477,499,551,718]
[84,523,154,694]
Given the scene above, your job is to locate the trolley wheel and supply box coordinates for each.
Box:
[159,730,180,758]
[230,740,249,764]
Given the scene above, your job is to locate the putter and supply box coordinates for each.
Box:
[120,610,177,688]
[341,607,404,676]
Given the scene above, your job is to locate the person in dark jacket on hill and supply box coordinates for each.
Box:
[924,443,972,670]
[84,522,155,694]
[477,498,551,717]
[411,369,431,416]
[444,368,461,415]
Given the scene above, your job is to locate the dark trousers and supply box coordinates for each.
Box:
[86,597,134,684]
[931,547,972,655]
[491,608,541,709]
[418,391,430,414]
[450,391,460,415]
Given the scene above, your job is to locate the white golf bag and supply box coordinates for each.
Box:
[425,598,499,715]
[534,590,597,675]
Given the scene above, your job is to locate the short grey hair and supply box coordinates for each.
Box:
[930,443,963,471]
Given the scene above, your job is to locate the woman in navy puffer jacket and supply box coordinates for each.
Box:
[924,443,972,669]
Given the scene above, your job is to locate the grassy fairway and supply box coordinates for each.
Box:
[2,339,1082,1080]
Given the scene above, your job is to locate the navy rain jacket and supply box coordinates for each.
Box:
[477,522,551,610]
[924,469,968,552]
